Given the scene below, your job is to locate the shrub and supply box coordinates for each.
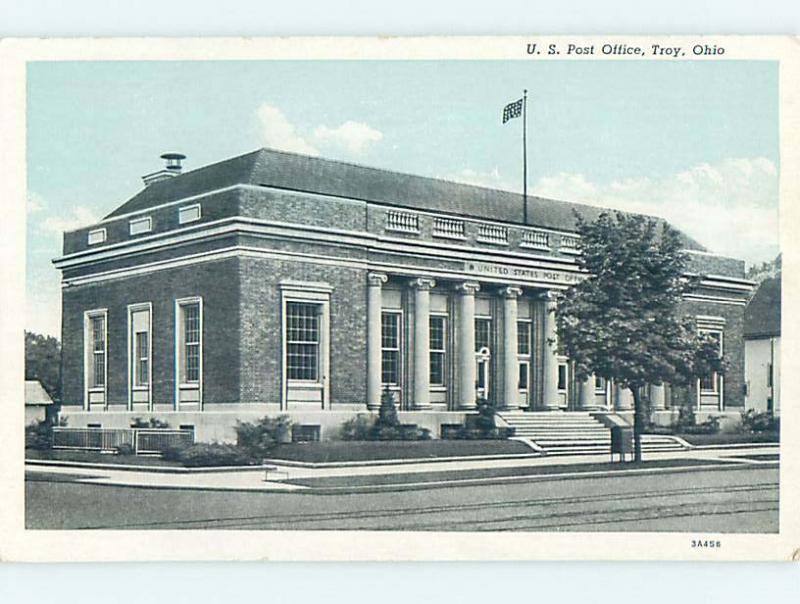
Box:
[25,417,67,450]
[680,415,721,435]
[162,443,253,467]
[235,415,293,458]
[131,417,171,429]
[376,387,400,429]
[441,398,514,440]
[114,443,135,456]
[339,415,374,440]
[740,409,780,433]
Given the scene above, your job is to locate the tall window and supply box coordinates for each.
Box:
[381,312,401,386]
[429,315,447,386]
[595,376,607,391]
[517,320,531,390]
[475,318,491,351]
[176,300,202,385]
[130,305,151,391]
[286,301,321,381]
[557,362,568,391]
[89,315,106,388]
[699,330,722,393]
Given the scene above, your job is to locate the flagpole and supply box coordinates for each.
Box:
[522,89,528,224]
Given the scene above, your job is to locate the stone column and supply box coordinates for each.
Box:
[614,382,634,411]
[541,293,561,410]
[579,376,598,411]
[650,383,666,411]
[411,277,435,410]
[457,281,480,409]
[366,272,388,410]
[501,286,523,410]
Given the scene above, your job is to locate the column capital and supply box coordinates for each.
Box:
[456,281,481,295]
[367,272,388,287]
[541,290,559,302]
[410,277,436,291]
[502,286,523,299]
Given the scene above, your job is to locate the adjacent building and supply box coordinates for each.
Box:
[53,148,754,441]
[744,275,781,415]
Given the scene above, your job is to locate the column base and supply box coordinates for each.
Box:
[411,404,433,411]
[540,403,562,411]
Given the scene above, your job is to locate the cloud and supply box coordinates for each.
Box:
[256,104,319,156]
[39,205,100,239]
[531,157,779,265]
[313,121,383,153]
[256,104,383,156]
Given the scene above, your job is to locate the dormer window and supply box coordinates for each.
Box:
[87,228,107,245]
[178,204,202,224]
[129,216,152,236]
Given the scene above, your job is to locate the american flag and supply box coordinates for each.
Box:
[502,98,523,123]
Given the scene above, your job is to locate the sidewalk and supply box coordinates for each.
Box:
[25,444,778,493]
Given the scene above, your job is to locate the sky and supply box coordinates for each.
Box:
[26,59,780,337]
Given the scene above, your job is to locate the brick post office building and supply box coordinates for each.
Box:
[53,148,754,442]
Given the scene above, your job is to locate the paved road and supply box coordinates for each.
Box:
[26,465,778,532]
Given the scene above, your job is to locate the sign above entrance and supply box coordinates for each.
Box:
[463,261,584,286]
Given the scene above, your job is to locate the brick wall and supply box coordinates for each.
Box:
[61,257,241,407]
[239,255,368,406]
[670,298,747,409]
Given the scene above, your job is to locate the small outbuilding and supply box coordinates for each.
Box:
[744,275,781,414]
[25,380,54,425]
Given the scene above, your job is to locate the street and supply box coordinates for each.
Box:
[26,465,778,532]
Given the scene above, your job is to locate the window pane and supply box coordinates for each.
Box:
[517,321,530,355]
[382,350,399,385]
[184,303,200,344]
[595,376,606,390]
[92,317,105,351]
[558,364,567,390]
[136,331,149,386]
[381,313,400,385]
[429,316,445,350]
[93,352,105,387]
[286,302,321,381]
[475,318,491,351]
[518,362,529,389]
[381,313,399,349]
[90,316,105,388]
[430,352,444,385]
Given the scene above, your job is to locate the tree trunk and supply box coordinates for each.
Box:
[631,386,643,462]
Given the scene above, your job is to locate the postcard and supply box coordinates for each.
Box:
[0,35,797,561]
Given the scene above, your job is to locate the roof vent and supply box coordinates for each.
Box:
[142,153,187,187]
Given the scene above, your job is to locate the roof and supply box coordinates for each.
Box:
[744,275,781,338]
[25,380,54,406]
[106,148,707,250]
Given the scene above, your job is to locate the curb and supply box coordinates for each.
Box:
[261,451,542,469]
[25,459,272,474]
[300,459,780,495]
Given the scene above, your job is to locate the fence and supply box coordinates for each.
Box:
[52,427,194,455]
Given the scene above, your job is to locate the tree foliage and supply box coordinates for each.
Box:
[25,331,61,405]
[554,211,726,460]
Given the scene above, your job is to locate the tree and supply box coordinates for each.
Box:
[25,331,61,406]
[554,211,726,462]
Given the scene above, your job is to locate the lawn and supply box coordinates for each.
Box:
[268,439,534,463]
[284,457,742,489]
[25,448,183,467]
[676,432,779,446]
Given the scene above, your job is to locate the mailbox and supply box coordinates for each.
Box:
[610,425,633,462]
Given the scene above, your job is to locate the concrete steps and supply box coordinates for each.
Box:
[498,412,691,456]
